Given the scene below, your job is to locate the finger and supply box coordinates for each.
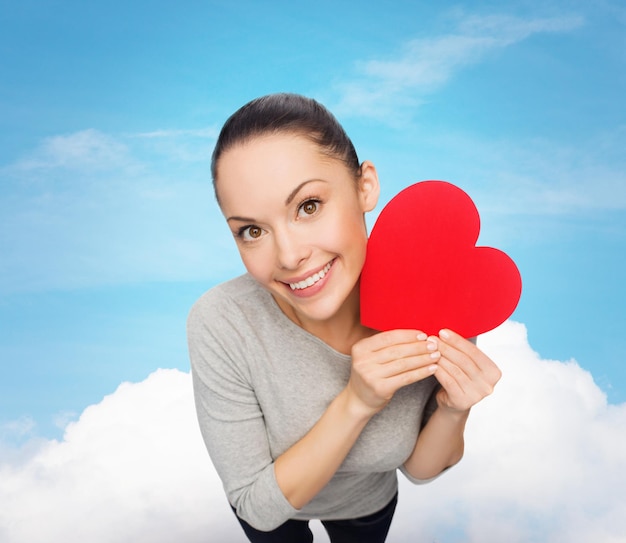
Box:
[437,329,478,358]
[437,354,498,400]
[432,362,466,400]
[427,335,480,383]
[436,355,472,392]
[354,333,434,367]
[441,330,502,385]
[377,339,437,365]
[437,329,496,373]
[358,329,427,353]
[385,362,438,390]
[380,350,441,378]
[434,356,493,407]
[436,346,481,384]
[434,330,499,379]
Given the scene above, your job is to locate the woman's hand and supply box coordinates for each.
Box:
[346,330,440,418]
[400,329,500,480]
[429,329,501,414]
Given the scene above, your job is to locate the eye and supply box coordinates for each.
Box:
[298,199,320,217]
[238,225,264,241]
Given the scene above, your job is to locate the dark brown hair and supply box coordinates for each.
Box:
[211,93,361,199]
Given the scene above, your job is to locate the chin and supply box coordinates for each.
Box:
[298,287,356,323]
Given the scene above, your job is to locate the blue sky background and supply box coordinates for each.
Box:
[3,0,625,438]
[0,2,625,540]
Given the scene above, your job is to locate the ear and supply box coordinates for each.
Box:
[357,160,380,213]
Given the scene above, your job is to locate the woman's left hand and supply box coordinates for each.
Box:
[429,328,502,413]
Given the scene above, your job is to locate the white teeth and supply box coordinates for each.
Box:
[289,262,332,290]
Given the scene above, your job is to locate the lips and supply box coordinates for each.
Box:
[287,260,334,291]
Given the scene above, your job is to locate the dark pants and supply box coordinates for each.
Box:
[232,493,398,543]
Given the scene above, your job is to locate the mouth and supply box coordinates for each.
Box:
[287,260,334,291]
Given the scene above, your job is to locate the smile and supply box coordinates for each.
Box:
[289,261,333,291]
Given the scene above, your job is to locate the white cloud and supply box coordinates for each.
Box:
[0,128,242,294]
[331,13,583,122]
[368,125,626,244]
[1,416,36,439]
[0,369,237,543]
[0,321,624,542]
[134,128,218,139]
[423,126,626,221]
[130,127,219,163]
[10,129,136,173]
[393,321,626,542]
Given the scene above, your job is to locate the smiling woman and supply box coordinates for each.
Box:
[186,93,502,542]
[217,133,379,340]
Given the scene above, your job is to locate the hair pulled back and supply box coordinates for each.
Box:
[211,93,361,198]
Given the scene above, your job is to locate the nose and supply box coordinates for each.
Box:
[274,227,311,270]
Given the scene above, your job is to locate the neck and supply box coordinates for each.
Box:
[282,283,374,355]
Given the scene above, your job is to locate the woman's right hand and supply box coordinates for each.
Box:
[346,330,440,418]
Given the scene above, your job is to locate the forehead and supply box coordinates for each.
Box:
[216,133,351,210]
[217,132,325,175]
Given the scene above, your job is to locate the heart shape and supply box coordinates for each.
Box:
[360,180,522,338]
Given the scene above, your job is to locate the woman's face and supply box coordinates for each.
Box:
[216,132,379,327]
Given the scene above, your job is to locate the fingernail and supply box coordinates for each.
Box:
[428,364,438,373]
[426,340,437,351]
[416,332,428,341]
[439,329,450,339]
[430,351,441,360]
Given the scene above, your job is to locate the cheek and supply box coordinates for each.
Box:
[346,219,370,271]
[238,247,272,282]
[323,211,368,254]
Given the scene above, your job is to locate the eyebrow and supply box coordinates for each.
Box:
[227,179,326,223]
[285,179,324,205]
[226,215,256,223]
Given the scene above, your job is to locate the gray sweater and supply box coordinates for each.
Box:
[187,274,442,531]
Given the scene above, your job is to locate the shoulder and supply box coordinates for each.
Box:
[187,274,273,377]
[187,274,285,351]
[188,274,265,325]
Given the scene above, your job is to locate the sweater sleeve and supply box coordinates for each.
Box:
[187,298,299,531]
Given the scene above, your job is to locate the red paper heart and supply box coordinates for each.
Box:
[360,180,522,338]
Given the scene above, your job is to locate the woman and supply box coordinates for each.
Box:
[187,93,501,542]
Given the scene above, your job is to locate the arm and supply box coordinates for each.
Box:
[188,296,303,532]
[273,387,370,510]
[190,335,296,531]
[190,307,437,530]
[403,328,501,480]
[275,329,440,509]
